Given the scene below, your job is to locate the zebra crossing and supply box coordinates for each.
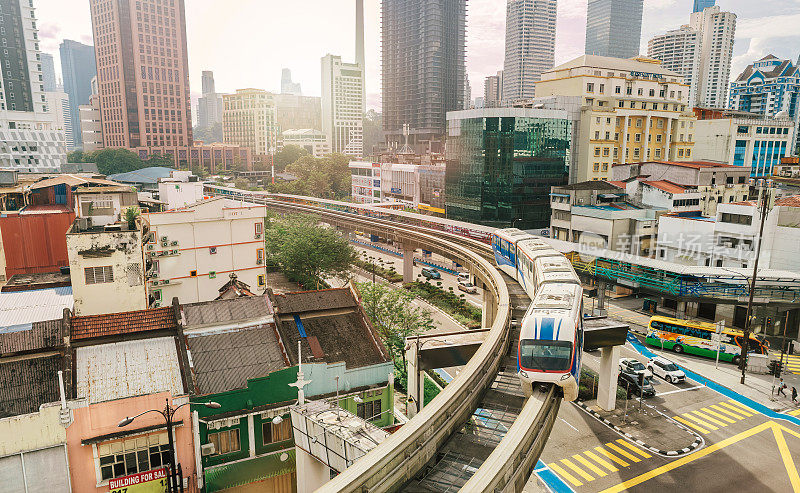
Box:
[546,439,652,487]
[672,399,755,434]
[775,353,800,374]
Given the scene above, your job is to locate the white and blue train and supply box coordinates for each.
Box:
[492,229,584,401]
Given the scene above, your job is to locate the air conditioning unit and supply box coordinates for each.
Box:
[161,242,169,248]
[256,259,264,265]
[147,245,154,251]
[171,241,178,246]
[201,443,216,456]
[151,272,159,279]
[255,233,262,239]
[152,281,160,286]
[171,249,178,255]
[163,279,170,284]
[161,236,168,242]
[152,302,161,308]
[209,247,217,255]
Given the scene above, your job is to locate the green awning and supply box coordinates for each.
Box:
[204,449,296,492]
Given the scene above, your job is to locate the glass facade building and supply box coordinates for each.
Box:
[693,0,715,13]
[585,0,644,59]
[445,108,570,230]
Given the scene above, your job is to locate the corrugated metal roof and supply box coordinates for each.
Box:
[182,296,271,328]
[109,167,174,184]
[186,325,287,394]
[0,287,72,330]
[76,337,183,403]
[271,288,357,314]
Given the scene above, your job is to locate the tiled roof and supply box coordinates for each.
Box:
[186,325,287,394]
[775,195,800,208]
[642,180,688,194]
[0,355,63,418]
[0,319,64,355]
[183,296,271,328]
[606,181,626,189]
[272,288,358,314]
[71,306,177,340]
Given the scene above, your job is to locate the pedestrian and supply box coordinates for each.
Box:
[778,378,787,397]
[793,387,798,405]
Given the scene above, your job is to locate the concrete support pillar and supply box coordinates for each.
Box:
[402,244,415,284]
[676,301,687,320]
[598,345,621,412]
[296,447,332,493]
[597,280,606,311]
[406,340,421,418]
[482,289,497,328]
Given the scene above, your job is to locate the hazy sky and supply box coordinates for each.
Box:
[37,0,800,112]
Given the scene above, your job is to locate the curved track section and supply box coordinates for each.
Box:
[213,192,563,492]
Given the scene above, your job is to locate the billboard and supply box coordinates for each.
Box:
[109,468,168,493]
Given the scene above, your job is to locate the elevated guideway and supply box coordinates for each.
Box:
[208,190,565,492]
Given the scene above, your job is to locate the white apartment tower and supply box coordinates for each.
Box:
[0,0,66,171]
[502,0,557,103]
[321,54,364,157]
[648,6,736,108]
[45,89,74,150]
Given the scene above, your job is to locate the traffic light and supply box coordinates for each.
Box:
[769,360,783,377]
[766,316,773,327]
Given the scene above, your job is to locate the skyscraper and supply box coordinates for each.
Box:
[280,68,302,95]
[197,70,223,129]
[648,26,701,106]
[60,39,97,150]
[484,71,503,108]
[89,0,192,150]
[502,0,557,103]
[222,89,278,157]
[693,0,714,13]
[0,0,65,171]
[321,54,364,157]
[40,53,57,92]
[382,0,466,152]
[585,0,644,59]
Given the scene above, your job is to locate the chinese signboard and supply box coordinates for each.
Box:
[109,468,168,493]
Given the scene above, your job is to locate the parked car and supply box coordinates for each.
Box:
[619,357,652,379]
[458,272,470,282]
[421,267,441,280]
[618,371,656,398]
[647,356,686,384]
[457,280,478,294]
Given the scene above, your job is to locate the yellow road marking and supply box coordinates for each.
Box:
[719,401,753,416]
[683,413,719,431]
[710,404,747,420]
[772,426,800,492]
[701,407,736,423]
[616,439,652,458]
[584,450,618,472]
[725,400,756,416]
[573,454,607,477]
[673,415,710,434]
[561,458,595,481]
[788,409,800,417]
[594,446,630,467]
[605,442,641,462]
[692,410,728,427]
[548,463,583,487]
[599,422,773,493]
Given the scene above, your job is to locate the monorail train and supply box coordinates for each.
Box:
[493,229,583,401]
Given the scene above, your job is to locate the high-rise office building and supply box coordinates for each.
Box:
[60,39,97,150]
[649,6,735,109]
[382,0,466,152]
[730,55,800,155]
[197,70,224,129]
[40,53,57,92]
[693,0,714,13]
[280,68,302,96]
[502,0,557,103]
[46,90,73,150]
[0,0,66,171]
[484,71,503,108]
[585,0,644,59]
[89,0,192,150]
[222,89,278,158]
[321,54,364,157]
[464,75,471,110]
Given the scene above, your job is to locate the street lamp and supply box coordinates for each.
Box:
[118,399,220,493]
[512,218,523,230]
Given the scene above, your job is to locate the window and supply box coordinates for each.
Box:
[258,274,266,287]
[594,147,601,157]
[593,163,600,171]
[603,148,610,157]
[586,83,594,92]
[636,119,643,128]
[615,86,621,94]
[208,429,241,455]
[635,133,641,143]
[685,149,691,158]
[262,418,292,444]
[98,434,170,481]
[85,266,113,285]
[678,149,684,157]
[255,222,263,236]
[256,248,265,264]
[601,164,608,172]
[357,399,383,421]
[599,84,605,93]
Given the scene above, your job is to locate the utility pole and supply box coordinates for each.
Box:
[741,183,770,384]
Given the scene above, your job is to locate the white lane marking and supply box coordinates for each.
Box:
[655,385,706,397]
[560,417,579,432]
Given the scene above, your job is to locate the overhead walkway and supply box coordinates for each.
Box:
[540,237,800,304]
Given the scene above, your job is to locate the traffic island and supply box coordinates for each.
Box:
[575,399,703,456]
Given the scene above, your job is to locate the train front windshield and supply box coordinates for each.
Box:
[520,340,572,371]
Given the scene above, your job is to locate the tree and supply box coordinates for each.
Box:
[193,122,223,143]
[144,154,174,168]
[81,148,147,175]
[356,281,435,368]
[274,145,309,172]
[265,214,357,289]
[123,206,140,229]
[67,150,86,163]
[285,153,353,199]
[363,109,383,158]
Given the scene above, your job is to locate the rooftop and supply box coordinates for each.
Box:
[775,196,800,208]
[548,55,678,77]
[0,319,64,355]
[553,181,625,191]
[71,306,177,340]
[613,161,739,170]
[109,167,175,185]
[271,288,358,314]
[0,287,73,330]
[28,174,120,191]
[0,355,63,417]
[1,271,71,292]
[186,325,288,395]
[182,295,272,329]
[641,180,690,194]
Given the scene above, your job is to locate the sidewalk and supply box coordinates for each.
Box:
[603,297,800,414]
